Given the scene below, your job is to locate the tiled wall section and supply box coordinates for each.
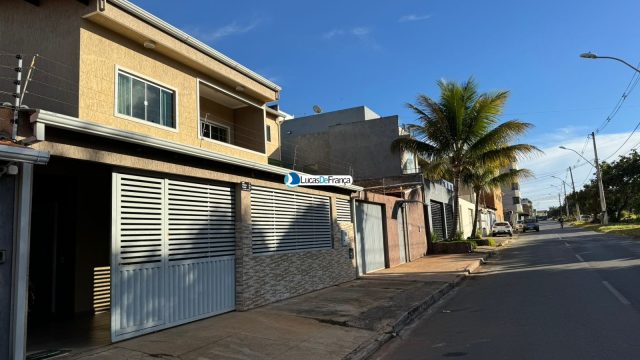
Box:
[235,191,356,310]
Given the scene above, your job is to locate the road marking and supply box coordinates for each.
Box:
[575,254,585,262]
[602,281,631,305]
[564,242,570,247]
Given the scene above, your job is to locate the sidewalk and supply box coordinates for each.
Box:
[67,251,496,360]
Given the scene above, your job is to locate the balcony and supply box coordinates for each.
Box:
[198,80,265,154]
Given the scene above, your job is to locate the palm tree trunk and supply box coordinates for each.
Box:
[471,189,481,239]
[452,175,460,239]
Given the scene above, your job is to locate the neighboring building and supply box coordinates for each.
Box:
[522,198,534,218]
[501,162,524,224]
[481,189,505,222]
[1,1,360,357]
[280,106,419,178]
[280,106,427,266]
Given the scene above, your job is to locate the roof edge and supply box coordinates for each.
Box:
[107,0,281,92]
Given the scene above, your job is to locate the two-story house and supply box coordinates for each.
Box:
[0,1,360,358]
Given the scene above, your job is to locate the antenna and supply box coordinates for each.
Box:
[312,105,322,114]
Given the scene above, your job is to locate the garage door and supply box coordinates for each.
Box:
[355,201,385,275]
[112,173,235,341]
[430,201,445,241]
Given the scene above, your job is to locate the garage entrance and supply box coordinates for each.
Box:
[112,173,236,341]
[27,157,112,356]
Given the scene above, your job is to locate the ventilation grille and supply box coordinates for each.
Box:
[336,198,352,222]
[251,187,332,254]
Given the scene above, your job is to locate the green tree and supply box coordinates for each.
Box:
[464,167,533,238]
[572,150,640,221]
[393,78,539,238]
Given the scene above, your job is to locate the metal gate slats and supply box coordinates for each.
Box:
[113,173,235,342]
[251,187,332,254]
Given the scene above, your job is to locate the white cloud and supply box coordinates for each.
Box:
[519,131,640,210]
[322,29,345,39]
[351,27,371,36]
[322,27,379,49]
[399,14,431,23]
[195,20,260,42]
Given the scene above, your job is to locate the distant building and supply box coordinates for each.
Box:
[501,162,524,223]
[522,198,534,218]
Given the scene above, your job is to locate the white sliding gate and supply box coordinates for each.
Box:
[112,173,235,341]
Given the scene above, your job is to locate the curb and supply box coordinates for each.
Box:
[344,256,488,360]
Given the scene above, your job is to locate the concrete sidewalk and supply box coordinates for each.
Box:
[67,251,495,360]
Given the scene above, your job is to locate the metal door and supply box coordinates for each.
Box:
[430,201,445,241]
[445,203,454,239]
[397,206,407,264]
[112,173,235,341]
[355,201,385,275]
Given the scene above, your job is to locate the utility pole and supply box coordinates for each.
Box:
[592,132,608,224]
[558,193,563,217]
[568,166,581,219]
[11,54,23,141]
[562,181,569,220]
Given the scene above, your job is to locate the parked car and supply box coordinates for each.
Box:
[522,218,540,232]
[492,221,513,237]
[514,220,524,232]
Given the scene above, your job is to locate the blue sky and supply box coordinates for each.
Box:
[133,0,640,209]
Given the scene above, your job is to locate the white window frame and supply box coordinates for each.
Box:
[201,119,231,144]
[114,65,179,132]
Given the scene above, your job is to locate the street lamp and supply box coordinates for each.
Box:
[559,143,608,224]
[580,52,640,74]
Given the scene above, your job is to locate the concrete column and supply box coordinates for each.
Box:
[234,183,252,311]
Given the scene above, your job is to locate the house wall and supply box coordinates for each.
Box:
[281,115,403,179]
[78,21,267,163]
[360,191,427,267]
[236,192,356,309]
[234,107,265,153]
[405,200,428,260]
[0,0,86,117]
[265,113,281,160]
[458,197,476,238]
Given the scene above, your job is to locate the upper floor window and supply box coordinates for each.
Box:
[266,125,272,142]
[201,121,230,143]
[513,196,521,205]
[117,70,175,128]
[512,183,519,191]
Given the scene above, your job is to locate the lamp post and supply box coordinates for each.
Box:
[559,143,608,224]
[580,52,640,74]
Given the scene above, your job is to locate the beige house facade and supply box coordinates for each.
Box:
[0,1,359,358]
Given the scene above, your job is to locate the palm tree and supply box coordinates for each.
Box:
[393,78,540,238]
[463,166,533,238]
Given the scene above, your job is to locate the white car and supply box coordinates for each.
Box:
[492,222,513,237]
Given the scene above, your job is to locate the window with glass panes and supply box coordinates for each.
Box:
[116,70,175,128]
[201,121,230,143]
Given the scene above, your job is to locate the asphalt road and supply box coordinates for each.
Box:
[373,221,640,360]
